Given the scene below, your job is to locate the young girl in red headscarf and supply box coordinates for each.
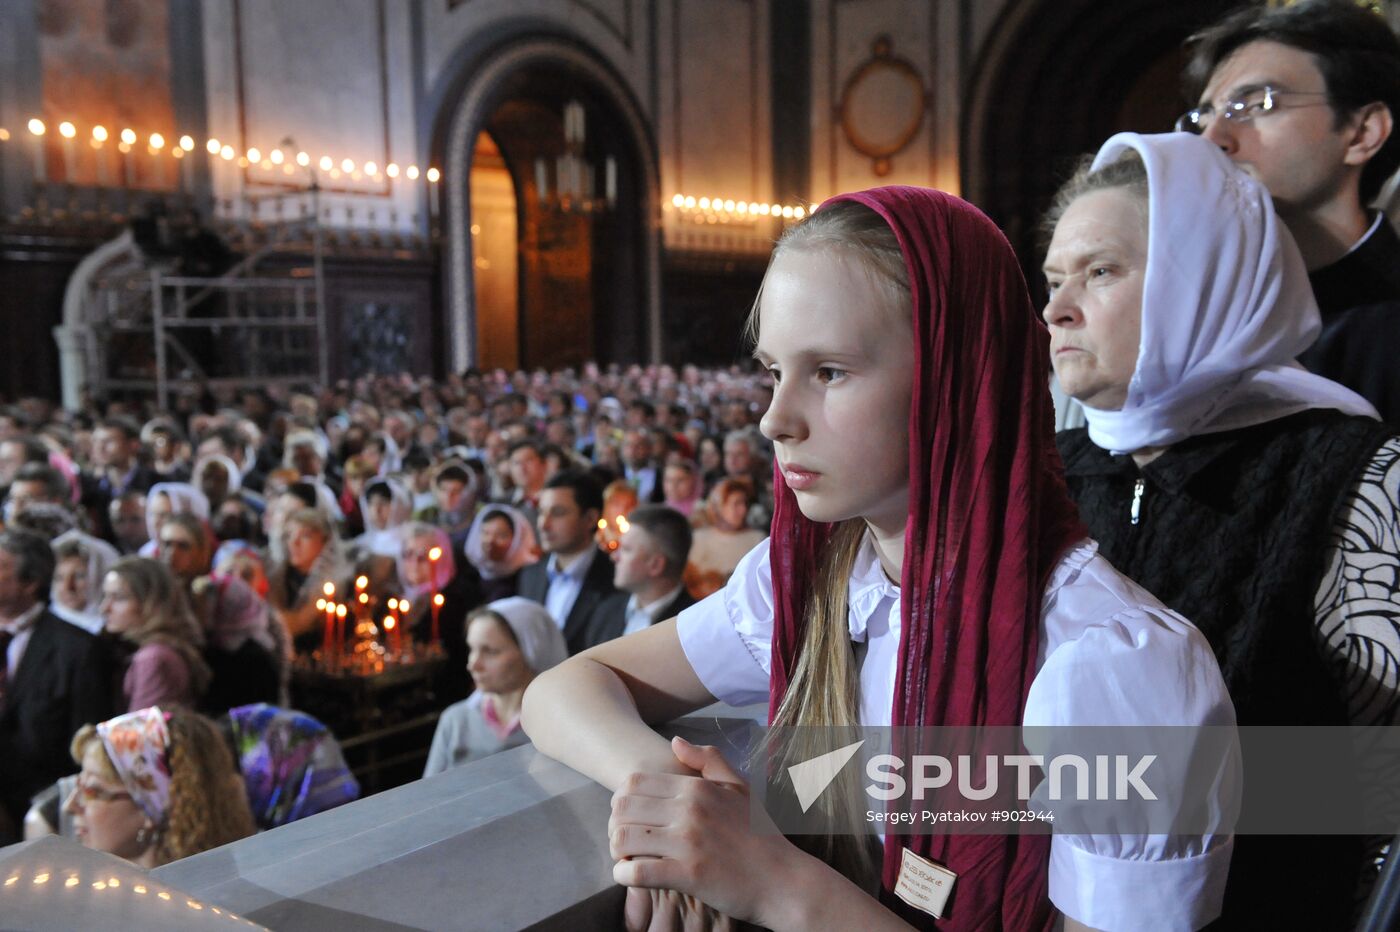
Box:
[523,188,1234,931]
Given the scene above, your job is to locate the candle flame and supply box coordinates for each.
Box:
[27,118,45,136]
[316,598,327,611]
[358,593,369,604]
[433,594,445,607]
[384,617,395,630]
[617,515,630,533]
[597,518,607,530]
[388,598,399,611]
[355,575,369,589]
[93,125,109,142]
[400,600,411,612]
[336,604,347,618]
[428,547,443,561]
[323,582,335,596]
[58,122,75,139]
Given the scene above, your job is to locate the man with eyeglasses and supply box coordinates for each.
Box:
[1181,0,1400,423]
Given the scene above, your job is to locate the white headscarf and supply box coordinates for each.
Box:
[50,530,119,633]
[356,476,413,558]
[476,596,568,675]
[192,453,244,495]
[464,504,537,580]
[1079,132,1378,454]
[140,482,210,554]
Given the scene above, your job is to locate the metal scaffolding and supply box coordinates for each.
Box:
[75,187,329,408]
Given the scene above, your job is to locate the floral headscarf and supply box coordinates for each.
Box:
[225,704,359,830]
[97,706,172,824]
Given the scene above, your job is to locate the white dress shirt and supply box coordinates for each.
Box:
[2,601,47,678]
[622,583,685,638]
[543,547,597,629]
[676,535,1235,932]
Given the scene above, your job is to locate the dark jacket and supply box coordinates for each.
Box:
[517,547,617,654]
[0,610,115,837]
[577,586,697,653]
[1302,214,1400,425]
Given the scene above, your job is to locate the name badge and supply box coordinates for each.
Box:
[893,846,957,919]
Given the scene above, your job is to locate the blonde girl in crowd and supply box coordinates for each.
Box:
[523,187,1234,930]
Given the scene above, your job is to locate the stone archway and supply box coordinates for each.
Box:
[438,37,661,372]
[962,0,1228,278]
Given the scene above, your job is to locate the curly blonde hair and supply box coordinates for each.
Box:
[107,557,212,696]
[70,708,255,865]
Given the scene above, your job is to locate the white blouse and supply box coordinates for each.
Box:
[676,535,1235,932]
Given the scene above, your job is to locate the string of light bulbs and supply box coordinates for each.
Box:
[669,192,807,222]
[0,117,441,185]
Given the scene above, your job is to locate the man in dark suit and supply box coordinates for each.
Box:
[81,416,157,542]
[578,505,696,653]
[0,530,114,842]
[517,470,616,654]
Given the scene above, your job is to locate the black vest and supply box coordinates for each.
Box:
[1058,410,1393,930]
[1057,410,1390,726]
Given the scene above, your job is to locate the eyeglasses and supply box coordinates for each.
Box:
[159,538,195,551]
[1175,86,1330,134]
[72,781,133,805]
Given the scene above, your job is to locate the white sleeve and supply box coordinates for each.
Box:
[1030,570,1237,932]
[675,537,774,707]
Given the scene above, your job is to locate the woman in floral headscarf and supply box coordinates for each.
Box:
[65,706,254,867]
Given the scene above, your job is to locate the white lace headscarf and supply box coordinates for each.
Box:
[1078,132,1377,454]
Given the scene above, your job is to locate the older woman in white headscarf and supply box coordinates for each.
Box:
[138,482,209,557]
[462,503,537,603]
[50,530,120,634]
[1043,131,1398,930]
[422,597,567,776]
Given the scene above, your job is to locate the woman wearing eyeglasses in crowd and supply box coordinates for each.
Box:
[64,706,254,867]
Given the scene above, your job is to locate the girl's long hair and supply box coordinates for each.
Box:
[749,201,913,889]
[109,557,212,697]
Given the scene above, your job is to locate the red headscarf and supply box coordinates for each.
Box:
[767,187,1086,929]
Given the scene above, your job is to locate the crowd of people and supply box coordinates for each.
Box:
[2,2,1399,930]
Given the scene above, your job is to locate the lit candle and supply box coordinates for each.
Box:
[336,603,348,668]
[317,597,331,658]
[384,616,398,656]
[432,593,445,648]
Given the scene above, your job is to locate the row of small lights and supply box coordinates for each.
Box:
[3,870,255,924]
[669,192,807,221]
[1,118,441,183]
